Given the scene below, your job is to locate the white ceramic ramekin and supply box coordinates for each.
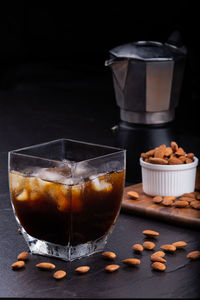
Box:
[140,157,199,197]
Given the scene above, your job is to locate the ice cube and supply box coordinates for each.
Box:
[37,167,71,184]
[28,177,39,189]
[22,167,41,177]
[16,189,29,201]
[74,162,97,179]
[9,172,26,196]
[63,178,75,186]
[89,173,105,180]
[91,177,113,192]
[56,185,70,212]
[74,164,89,176]
[36,177,54,191]
[20,176,54,201]
[37,180,70,212]
[26,177,41,201]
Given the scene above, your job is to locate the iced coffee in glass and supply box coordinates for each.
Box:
[9,139,125,261]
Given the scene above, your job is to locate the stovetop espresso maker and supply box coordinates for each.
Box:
[105,31,187,182]
[105,31,187,125]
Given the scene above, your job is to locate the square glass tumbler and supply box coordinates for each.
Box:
[8,139,126,261]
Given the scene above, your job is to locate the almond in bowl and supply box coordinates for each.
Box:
[140,142,198,197]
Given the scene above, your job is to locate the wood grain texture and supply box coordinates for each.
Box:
[122,183,200,228]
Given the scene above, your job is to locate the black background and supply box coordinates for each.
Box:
[0,1,200,125]
[0,1,198,61]
[0,2,200,299]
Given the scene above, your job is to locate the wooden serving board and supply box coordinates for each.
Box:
[122,183,200,229]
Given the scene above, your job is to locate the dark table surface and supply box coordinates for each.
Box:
[0,62,200,299]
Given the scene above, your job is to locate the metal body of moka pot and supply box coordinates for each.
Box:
[105,32,187,125]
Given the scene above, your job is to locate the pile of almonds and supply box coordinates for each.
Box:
[127,190,200,210]
[141,141,195,165]
[12,229,200,276]
[152,193,200,209]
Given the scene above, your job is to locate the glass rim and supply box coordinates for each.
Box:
[8,138,126,165]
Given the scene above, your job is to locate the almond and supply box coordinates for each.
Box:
[102,251,116,260]
[196,194,200,200]
[178,196,195,203]
[186,158,193,164]
[183,192,196,198]
[187,251,200,260]
[145,149,156,157]
[144,158,150,163]
[151,251,165,258]
[141,152,147,158]
[36,262,56,270]
[190,200,200,210]
[172,241,187,249]
[165,196,176,201]
[12,260,25,270]
[179,155,187,163]
[17,251,29,261]
[175,147,186,156]
[75,266,90,274]
[127,191,139,200]
[187,153,194,159]
[171,141,178,152]
[149,157,168,165]
[105,264,120,272]
[159,144,167,150]
[154,149,165,159]
[151,262,166,271]
[168,157,183,165]
[150,256,166,263]
[160,244,176,253]
[142,230,159,238]
[122,258,141,266]
[53,270,66,280]
[152,196,163,204]
[164,147,173,157]
[173,200,189,208]
[132,244,143,253]
[143,241,155,250]
[162,198,174,206]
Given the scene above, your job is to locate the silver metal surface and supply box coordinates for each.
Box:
[107,41,174,61]
[120,109,175,124]
[146,61,174,111]
[111,60,128,91]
